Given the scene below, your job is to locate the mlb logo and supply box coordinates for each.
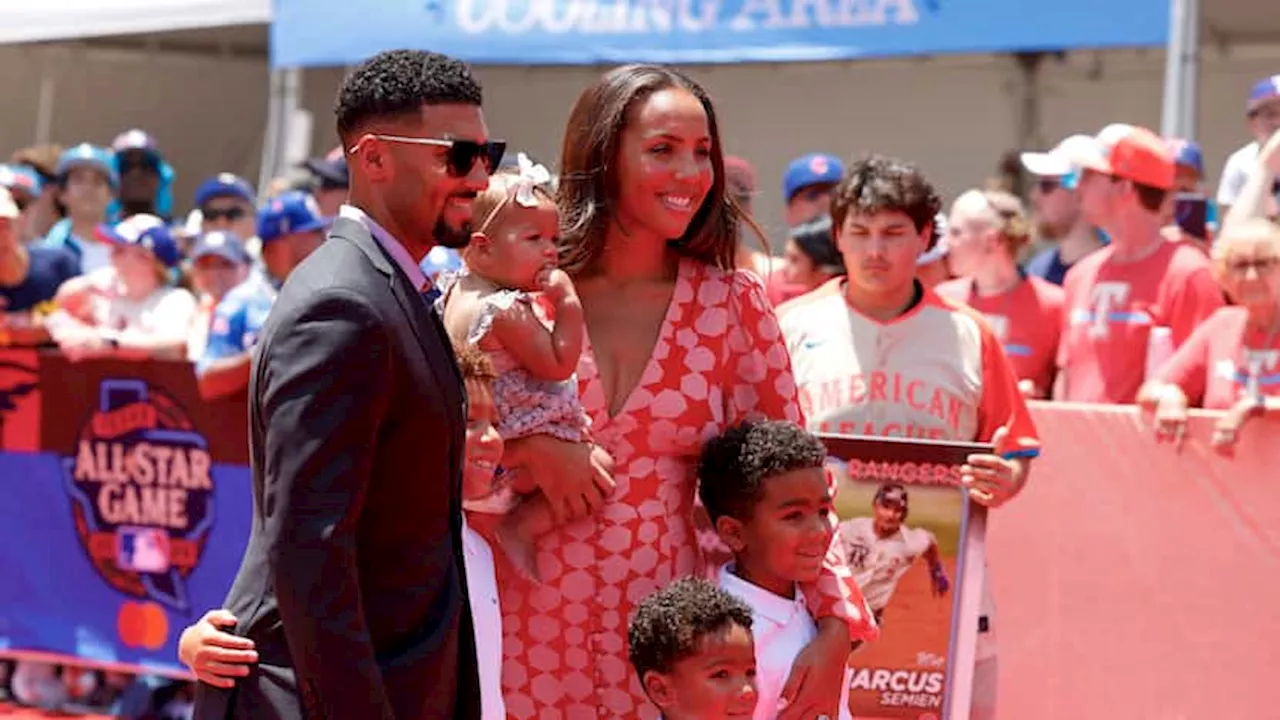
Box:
[116,526,171,574]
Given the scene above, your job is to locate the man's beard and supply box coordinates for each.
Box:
[434,217,471,249]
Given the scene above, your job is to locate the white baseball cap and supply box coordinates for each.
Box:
[0,187,19,220]
[1019,134,1100,178]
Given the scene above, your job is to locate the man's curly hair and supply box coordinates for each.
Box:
[697,419,828,524]
[335,49,482,138]
[830,154,942,235]
[628,577,754,679]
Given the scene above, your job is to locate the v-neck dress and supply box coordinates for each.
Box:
[491,259,877,719]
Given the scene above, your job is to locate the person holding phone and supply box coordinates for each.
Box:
[1163,138,1215,253]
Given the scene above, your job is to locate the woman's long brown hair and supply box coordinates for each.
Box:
[555,64,765,277]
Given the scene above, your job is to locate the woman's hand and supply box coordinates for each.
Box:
[1211,394,1265,450]
[178,609,258,688]
[778,617,848,720]
[503,435,615,523]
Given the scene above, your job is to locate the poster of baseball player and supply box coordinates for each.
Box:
[819,434,991,720]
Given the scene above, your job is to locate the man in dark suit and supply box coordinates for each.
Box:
[194,49,501,720]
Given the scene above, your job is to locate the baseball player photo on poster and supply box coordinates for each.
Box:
[820,434,990,720]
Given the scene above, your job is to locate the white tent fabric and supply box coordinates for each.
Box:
[0,0,270,45]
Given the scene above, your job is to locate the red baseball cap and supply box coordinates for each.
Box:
[1077,124,1175,191]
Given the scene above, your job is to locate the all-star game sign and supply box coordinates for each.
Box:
[62,378,215,613]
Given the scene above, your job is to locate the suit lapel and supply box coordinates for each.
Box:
[328,219,465,420]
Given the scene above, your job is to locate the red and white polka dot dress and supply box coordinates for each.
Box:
[490,259,877,719]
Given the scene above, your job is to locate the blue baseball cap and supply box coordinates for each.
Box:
[194,173,256,208]
[258,191,328,244]
[783,153,844,202]
[1165,138,1204,176]
[1247,75,1280,115]
[96,213,180,268]
[56,143,118,189]
[0,164,43,198]
[191,230,250,265]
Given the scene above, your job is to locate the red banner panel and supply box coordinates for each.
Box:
[991,402,1280,719]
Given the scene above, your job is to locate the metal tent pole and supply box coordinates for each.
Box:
[1160,0,1200,139]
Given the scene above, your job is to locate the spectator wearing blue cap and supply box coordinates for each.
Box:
[36,143,118,274]
[187,231,251,364]
[195,191,325,399]
[783,152,844,226]
[46,213,196,361]
[1218,75,1280,214]
[1163,137,1214,249]
[195,173,258,249]
[110,128,176,222]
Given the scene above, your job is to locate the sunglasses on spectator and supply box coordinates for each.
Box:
[359,135,506,177]
[202,206,248,222]
[1225,256,1279,276]
[118,153,159,174]
[1035,178,1061,193]
[318,178,347,192]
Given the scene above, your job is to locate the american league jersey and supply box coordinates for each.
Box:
[835,516,935,611]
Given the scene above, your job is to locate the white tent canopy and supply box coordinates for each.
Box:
[0,0,269,45]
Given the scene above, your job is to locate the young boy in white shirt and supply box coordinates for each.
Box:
[176,343,508,720]
[698,420,872,720]
[628,577,760,720]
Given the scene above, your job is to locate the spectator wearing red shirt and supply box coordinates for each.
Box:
[937,189,1064,399]
[1055,124,1223,404]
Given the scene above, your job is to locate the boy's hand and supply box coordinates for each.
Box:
[179,609,258,688]
[778,617,847,720]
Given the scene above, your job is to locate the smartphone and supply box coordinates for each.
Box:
[1174,193,1210,241]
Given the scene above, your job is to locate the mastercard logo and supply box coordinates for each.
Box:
[116,600,169,651]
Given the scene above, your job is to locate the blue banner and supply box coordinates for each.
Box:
[271,0,1170,68]
[0,351,251,676]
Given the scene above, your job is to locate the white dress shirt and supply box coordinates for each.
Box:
[718,565,853,720]
[463,519,505,720]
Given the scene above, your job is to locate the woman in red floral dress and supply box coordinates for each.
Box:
[172,64,876,720]
[491,65,877,719]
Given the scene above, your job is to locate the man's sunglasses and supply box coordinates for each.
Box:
[202,206,248,222]
[361,135,507,177]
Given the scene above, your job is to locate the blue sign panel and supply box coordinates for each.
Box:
[271,0,1170,68]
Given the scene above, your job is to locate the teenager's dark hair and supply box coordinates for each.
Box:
[830,155,942,235]
[628,577,754,679]
[335,50,482,138]
[557,64,763,276]
[698,420,828,523]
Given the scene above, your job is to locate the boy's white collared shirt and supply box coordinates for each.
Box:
[462,518,505,720]
[717,565,853,720]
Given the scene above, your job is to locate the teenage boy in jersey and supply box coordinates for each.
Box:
[777,154,1041,720]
